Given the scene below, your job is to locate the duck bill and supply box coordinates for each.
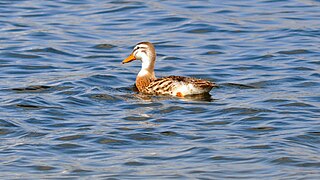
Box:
[122,53,136,64]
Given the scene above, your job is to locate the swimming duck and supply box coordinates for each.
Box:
[122,42,216,97]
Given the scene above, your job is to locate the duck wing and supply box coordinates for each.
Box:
[143,76,216,96]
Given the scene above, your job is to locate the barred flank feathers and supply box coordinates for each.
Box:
[140,76,215,96]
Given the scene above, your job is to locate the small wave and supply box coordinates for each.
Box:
[28,47,78,57]
[277,49,313,55]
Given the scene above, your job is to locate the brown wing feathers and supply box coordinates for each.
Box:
[165,76,215,89]
[142,76,215,95]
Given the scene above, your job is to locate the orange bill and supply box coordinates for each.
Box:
[122,53,136,64]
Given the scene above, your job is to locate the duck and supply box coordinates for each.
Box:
[122,42,216,97]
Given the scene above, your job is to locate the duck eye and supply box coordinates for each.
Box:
[136,47,140,50]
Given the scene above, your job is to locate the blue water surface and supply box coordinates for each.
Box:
[0,0,320,179]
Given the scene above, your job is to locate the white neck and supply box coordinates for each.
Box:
[138,55,154,77]
[141,56,152,70]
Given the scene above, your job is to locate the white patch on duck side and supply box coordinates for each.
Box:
[172,82,207,96]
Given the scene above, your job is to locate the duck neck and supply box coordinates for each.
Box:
[136,57,156,91]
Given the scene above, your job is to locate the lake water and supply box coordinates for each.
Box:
[1,0,320,179]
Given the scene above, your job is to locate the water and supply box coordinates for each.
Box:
[1,0,320,179]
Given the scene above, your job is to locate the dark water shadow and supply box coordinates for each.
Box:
[9,85,72,94]
[11,85,52,93]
